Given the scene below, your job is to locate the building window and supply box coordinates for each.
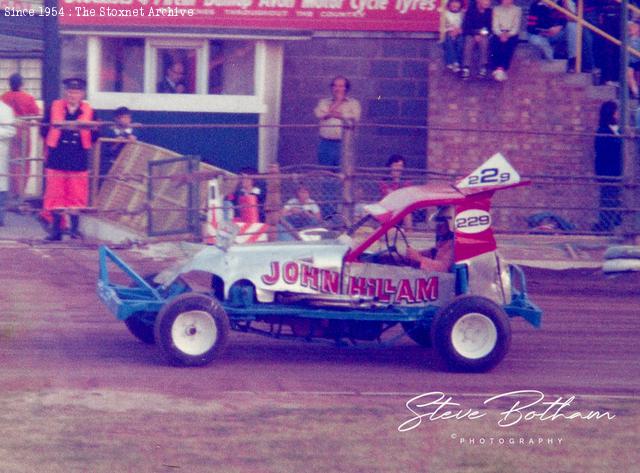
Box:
[156,48,197,94]
[208,40,255,95]
[100,38,144,93]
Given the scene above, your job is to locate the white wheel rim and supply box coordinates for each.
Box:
[171,310,218,356]
[451,313,498,359]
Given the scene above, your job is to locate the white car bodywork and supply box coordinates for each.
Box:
[157,239,457,307]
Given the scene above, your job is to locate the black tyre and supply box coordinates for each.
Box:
[431,295,511,372]
[123,273,189,345]
[154,293,230,367]
[402,322,432,347]
[124,312,156,344]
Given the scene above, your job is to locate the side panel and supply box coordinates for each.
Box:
[459,251,507,305]
[344,262,456,307]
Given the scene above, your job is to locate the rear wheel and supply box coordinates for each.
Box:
[154,293,230,367]
[431,296,511,372]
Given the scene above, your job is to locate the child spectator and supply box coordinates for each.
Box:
[282,184,322,229]
[443,0,465,73]
[490,0,522,81]
[379,154,413,197]
[226,167,265,223]
[627,21,640,99]
[461,0,493,79]
[379,154,414,228]
[100,106,136,187]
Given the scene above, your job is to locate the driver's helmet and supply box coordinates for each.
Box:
[431,205,455,232]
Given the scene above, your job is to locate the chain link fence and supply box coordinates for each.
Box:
[3,118,639,241]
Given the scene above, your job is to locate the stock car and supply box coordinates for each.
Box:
[97,153,542,372]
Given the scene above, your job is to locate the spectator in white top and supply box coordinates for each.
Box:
[0,101,17,226]
[443,0,465,73]
[313,76,361,168]
[283,184,322,229]
[490,0,522,81]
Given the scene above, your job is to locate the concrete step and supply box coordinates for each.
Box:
[586,84,617,100]
[562,72,595,87]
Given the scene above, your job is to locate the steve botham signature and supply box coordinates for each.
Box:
[398,390,616,432]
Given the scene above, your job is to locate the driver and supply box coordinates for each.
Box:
[406,206,455,272]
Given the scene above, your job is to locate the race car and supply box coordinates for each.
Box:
[97,153,542,372]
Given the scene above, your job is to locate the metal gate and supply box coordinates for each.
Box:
[147,155,200,237]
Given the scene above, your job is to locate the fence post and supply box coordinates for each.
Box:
[265,163,282,241]
[91,139,102,206]
[341,123,355,224]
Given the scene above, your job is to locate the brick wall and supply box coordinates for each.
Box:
[426,44,617,231]
[278,36,432,170]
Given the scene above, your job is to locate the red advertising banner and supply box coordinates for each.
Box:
[41,0,441,32]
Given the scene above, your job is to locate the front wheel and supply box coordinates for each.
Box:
[402,322,432,347]
[124,273,190,345]
[431,296,511,372]
[154,293,230,367]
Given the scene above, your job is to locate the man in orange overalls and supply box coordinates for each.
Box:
[43,77,93,241]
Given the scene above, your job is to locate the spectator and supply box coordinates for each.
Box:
[157,62,186,94]
[443,0,466,73]
[0,100,16,226]
[596,0,620,84]
[226,167,264,223]
[1,73,39,116]
[282,184,322,229]
[490,0,522,81]
[313,75,361,168]
[592,100,623,232]
[379,154,414,228]
[379,154,413,197]
[627,21,640,99]
[42,77,94,241]
[99,106,137,187]
[1,73,40,198]
[527,0,577,71]
[460,0,493,79]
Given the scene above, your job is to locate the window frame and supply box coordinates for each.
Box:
[87,34,265,114]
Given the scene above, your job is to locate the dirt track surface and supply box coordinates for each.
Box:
[1,245,639,473]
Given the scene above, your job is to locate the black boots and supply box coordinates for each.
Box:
[44,214,83,241]
[69,215,83,240]
[45,213,62,241]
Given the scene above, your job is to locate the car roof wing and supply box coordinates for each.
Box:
[454,152,530,195]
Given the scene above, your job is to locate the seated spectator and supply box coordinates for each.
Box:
[527,0,577,70]
[461,0,493,79]
[99,106,136,187]
[627,20,640,99]
[282,184,322,229]
[490,0,522,81]
[443,0,466,73]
